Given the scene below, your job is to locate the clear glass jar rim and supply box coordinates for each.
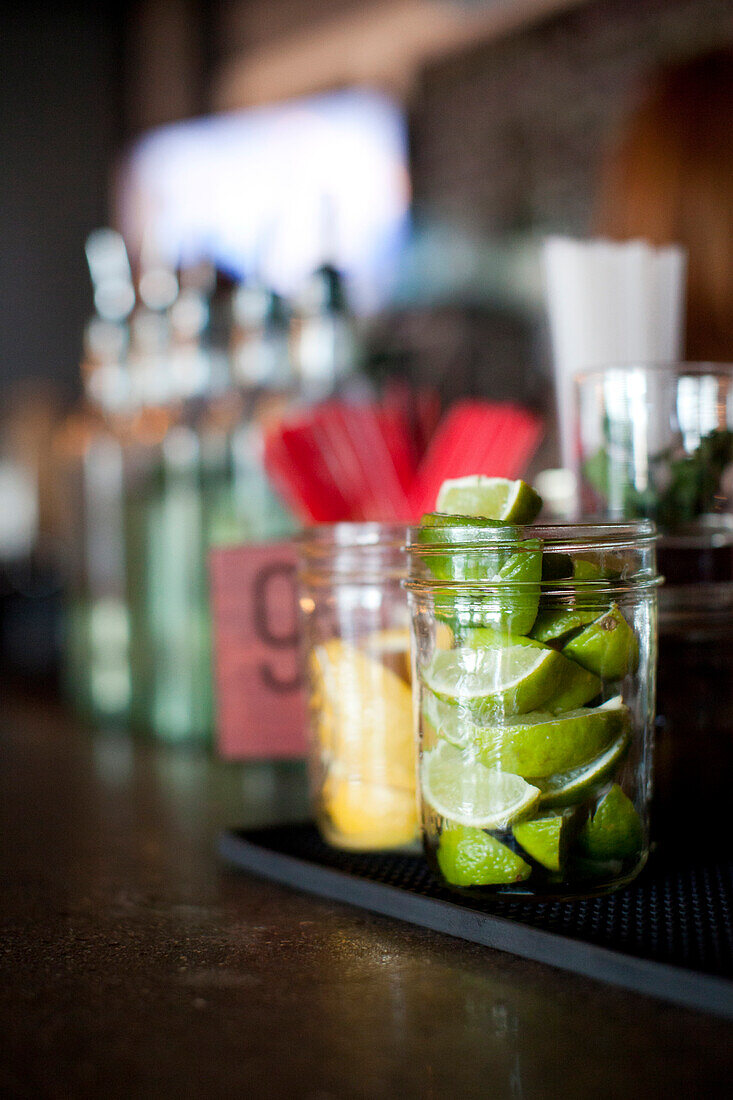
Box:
[299,522,409,551]
[407,518,657,552]
[575,361,733,385]
[298,522,408,585]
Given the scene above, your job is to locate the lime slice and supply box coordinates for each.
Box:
[512,808,579,871]
[422,643,565,720]
[562,604,639,680]
[436,476,542,523]
[577,783,643,860]
[472,696,630,778]
[537,730,630,806]
[437,825,532,886]
[464,629,602,714]
[531,606,600,644]
[421,741,540,828]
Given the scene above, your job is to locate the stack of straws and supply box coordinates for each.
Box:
[543,237,687,473]
[264,395,543,523]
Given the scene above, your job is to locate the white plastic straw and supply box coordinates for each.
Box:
[542,236,687,474]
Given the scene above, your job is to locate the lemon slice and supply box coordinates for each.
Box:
[436,476,542,523]
[321,774,418,851]
[421,741,540,828]
[422,643,564,720]
[312,640,415,790]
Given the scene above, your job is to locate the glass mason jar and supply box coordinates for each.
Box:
[298,524,419,852]
[406,521,660,899]
[575,362,733,527]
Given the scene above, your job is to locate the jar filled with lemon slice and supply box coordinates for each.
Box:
[298,524,420,852]
[406,477,661,899]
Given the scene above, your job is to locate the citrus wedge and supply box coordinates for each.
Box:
[472,696,630,778]
[562,604,639,680]
[512,808,579,871]
[436,476,542,523]
[421,741,540,828]
[321,773,418,851]
[537,730,630,807]
[421,643,565,720]
[312,640,415,790]
[577,783,643,860]
[464,629,602,714]
[437,825,531,886]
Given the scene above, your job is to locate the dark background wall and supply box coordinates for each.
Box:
[0,4,127,402]
[411,0,733,235]
[1,0,732,405]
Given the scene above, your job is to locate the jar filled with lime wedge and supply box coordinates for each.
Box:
[405,477,661,899]
[298,524,420,852]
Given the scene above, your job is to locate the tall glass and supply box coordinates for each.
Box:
[406,521,660,899]
[575,363,733,851]
[575,363,733,527]
[298,523,419,852]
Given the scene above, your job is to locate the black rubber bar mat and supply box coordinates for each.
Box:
[218,824,733,1020]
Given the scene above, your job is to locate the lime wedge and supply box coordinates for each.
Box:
[437,826,532,886]
[421,741,540,828]
[537,730,630,806]
[577,783,643,860]
[420,512,507,531]
[531,606,599,644]
[573,559,604,581]
[464,629,602,714]
[488,547,541,636]
[472,696,630,778]
[417,513,522,587]
[422,643,565,720]
[436,476,542,523]
[437,825,532,886]
[562,604,639,680]
[422,690,476,748]
[542,658,602,713]
[512,808,579,871]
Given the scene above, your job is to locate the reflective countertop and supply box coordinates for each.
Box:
[1,692,730,1098]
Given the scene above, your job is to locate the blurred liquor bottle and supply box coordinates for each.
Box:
[204,274,296,550]
[56,231,136,726]
[290,258,362,402]
[123,244,216,746]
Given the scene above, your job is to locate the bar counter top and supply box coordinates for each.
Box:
[2,691,731,1098]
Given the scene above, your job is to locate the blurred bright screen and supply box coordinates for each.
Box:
[117,88,411,312]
